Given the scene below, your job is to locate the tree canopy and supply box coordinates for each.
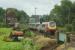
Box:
[49,0,75,31]
[6,8,29,23]
[0,8,29,27]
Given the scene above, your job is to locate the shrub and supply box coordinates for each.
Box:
[3,36,13,42]
[25,31,35,37]
[65,24,72,32]
[34,35,57,50]
[22,38,41,50]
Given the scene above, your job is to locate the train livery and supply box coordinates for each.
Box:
[29,21,56,35]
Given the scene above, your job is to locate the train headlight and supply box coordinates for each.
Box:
[48,26,56,29]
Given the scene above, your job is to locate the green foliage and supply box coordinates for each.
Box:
[0,28,12,35]
[19,24,29,31]
[40,18,43,24]
[25,31,35,37]
[17,11,29,23]
[0,8,29,27]
[72,20,75,32]
[49,0,75,31]
[0,8,5,22]
[65,24,72,32]
[0,42,23,50]
[0,28,42,50]
[0,28,23,50]
[22,38,41,50]
[22,38,33,48]
[40,15,49,22]
[6,8,29,23]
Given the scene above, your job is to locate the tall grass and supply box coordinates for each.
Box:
[0,28,12,35]
[22,38,41,50]
[25,31,35,37]
[0,28,23,50]
[0,28,43,50]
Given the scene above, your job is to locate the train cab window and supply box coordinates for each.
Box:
[49,22,56,27]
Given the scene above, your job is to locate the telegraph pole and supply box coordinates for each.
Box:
[35,8,37,15]
[34,8,37,23]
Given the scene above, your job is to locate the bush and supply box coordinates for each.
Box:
[65,24,72,32]
[25,31,35,37]
[34,35,57,50]
[22,38,41,50]
[3,36,13,42]
[0,23,9,28]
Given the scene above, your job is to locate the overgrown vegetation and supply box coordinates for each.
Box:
[0,28,42,50]
[22,38,41,50]
[0,28,23,50]
[0,28,56,50]
[0,8,29,28]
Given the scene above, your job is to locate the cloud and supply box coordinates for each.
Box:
[0,0,60,16]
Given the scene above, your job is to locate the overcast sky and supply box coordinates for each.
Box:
[0,0,61,16]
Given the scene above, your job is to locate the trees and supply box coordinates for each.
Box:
[0,8,29,27]
[0,7,5,27]
[40,15,49,22]
[16,10,29,24]
[0,7,5,23]
[49,0,73,25]
[6,8,29,24]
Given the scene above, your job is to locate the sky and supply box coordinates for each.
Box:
[0,0,61,16]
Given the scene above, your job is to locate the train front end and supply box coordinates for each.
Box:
[46,21,56,35]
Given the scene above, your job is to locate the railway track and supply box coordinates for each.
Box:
[30,30,56,39]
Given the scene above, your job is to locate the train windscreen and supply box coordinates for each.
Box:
[49,21,56,27]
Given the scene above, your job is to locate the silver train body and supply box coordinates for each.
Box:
[29,21,56,35]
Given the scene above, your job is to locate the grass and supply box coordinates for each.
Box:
[0,28,41,50]
[0,28,23,50]
[22,38,41,50]
[0,42,23,50]
[0,28,12,35]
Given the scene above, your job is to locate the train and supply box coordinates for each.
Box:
[29,21,57,35]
